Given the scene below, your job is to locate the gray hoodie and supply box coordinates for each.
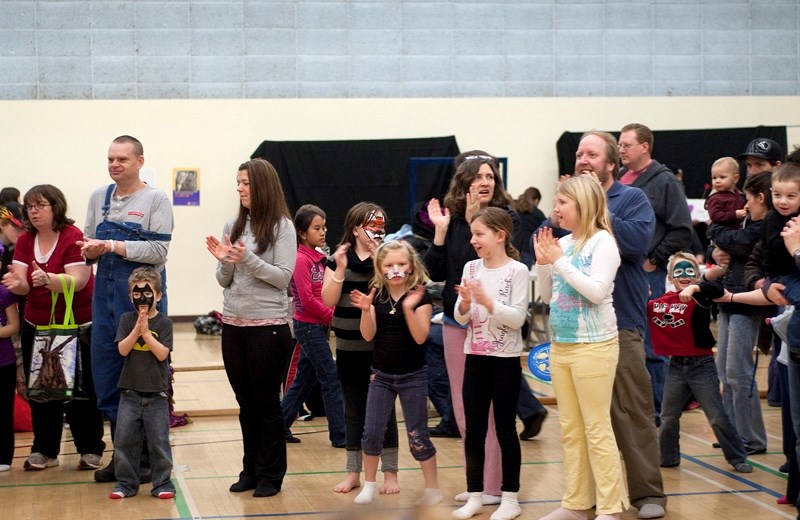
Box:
[215,215,296,320]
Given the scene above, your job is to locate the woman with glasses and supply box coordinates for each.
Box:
[1,185,105,471]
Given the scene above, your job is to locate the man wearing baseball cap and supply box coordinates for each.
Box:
[738,138,784,176]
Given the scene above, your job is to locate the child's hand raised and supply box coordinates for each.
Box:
[455,278,471,305]
[136,308,150,336]
[533,227,562,265]
[466,279,492,309]
[350,287,376,311]
[402,285,426,311]
[332,243,350,269]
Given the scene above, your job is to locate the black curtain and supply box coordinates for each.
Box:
[252,136,459,243]
[556,126,787,198]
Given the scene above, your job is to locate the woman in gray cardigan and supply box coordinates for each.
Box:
[206,159,296,498]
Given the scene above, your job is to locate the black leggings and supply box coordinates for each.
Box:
[463,354,521,493]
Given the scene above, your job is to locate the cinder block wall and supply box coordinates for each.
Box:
[0,0,797,100]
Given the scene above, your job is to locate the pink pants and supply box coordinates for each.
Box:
[443,323,502,496]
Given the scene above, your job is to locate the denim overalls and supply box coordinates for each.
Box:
[90,184,171,422]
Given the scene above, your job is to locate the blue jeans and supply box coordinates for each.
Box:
[644,268,668,419]
[362,367,435,462]
[424,323,457,433]
[715,311,767,451]
[660,356,747,467]
[114,389,174,496]
[281,321,345,445]
[337,349,399,473]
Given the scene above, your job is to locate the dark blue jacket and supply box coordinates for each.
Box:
[607,182,656,333]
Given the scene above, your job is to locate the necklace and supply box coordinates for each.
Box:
[388,295,398,315]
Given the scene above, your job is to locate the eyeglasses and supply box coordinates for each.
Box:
[618,143,640,150]
[25,202,51,212]
[463,155,493,162]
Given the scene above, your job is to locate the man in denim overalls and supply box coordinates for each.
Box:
[79,135,173,482]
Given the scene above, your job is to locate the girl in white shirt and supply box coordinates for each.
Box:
[453,207,529,520]
[533,176,626,520]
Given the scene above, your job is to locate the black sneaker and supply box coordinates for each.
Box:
[94,461,116,482]
[253,482,279,497]
[520,409,548,440]
[429,426,460,438]
[230,476,257,493]
[285,434,301,444]
[746,447,767,455]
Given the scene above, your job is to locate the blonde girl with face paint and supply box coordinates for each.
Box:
[348,240,441,508]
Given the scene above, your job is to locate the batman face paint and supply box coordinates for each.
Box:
[383,264,410,280]
[131,283,155,311]
[362,212,386,245]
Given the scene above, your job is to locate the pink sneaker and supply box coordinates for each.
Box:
[777,495,789,505]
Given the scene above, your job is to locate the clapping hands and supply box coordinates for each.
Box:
[532,227,562,265]
[206,234,246,263]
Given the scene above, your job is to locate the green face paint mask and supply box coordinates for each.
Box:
[671,260,697,280]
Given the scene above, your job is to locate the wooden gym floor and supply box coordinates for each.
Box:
[0,322,793,519]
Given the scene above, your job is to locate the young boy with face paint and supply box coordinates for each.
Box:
[647,253,753,474]
[109,267,175,500]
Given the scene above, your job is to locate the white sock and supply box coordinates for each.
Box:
[452,492,483,519]
[489,492,521,520]
[416,487,443,507]
[354,481,377,505]
[454,491,501,505]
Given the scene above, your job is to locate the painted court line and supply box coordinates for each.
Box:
[173,462,202,520]
[680,456,791,519]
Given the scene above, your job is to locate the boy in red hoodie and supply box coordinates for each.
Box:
[648,252,752,473]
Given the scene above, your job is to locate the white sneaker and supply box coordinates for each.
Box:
[0,464,10,472]
[79,453,102,470]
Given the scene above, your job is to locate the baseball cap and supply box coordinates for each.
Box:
[738,138,784,162]
[0,201,24,229]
